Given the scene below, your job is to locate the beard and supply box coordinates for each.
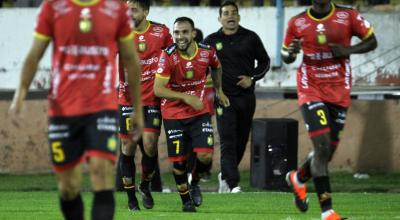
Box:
[176,39,192,52]
[133,17,144,28]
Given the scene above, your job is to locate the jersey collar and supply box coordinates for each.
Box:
[72,0,101,7]
[135,21,151,35]
[178,43,199,60]
[307,3,335,22]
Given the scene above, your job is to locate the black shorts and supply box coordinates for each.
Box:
[48,110,118,173]
[301,102,347,144]
[119,105,162,139]
[163,114,214,162]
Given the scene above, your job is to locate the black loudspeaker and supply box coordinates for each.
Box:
[250,118,298,190]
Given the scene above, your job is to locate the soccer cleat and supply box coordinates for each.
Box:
[139,182,154,209]
[128,197,140,212]
[230,186,242,193]
[322,209,347,220]
[218,172,230,193]
[182,200,196,212]
[286,171,309,212]
[190,184,202,207]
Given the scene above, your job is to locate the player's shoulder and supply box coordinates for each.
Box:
[334,4,356,11]
[198,42,213,51]
[164,43,177,55]
[290,10,307,21]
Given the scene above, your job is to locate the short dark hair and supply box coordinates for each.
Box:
[174,17,195,30]
[127,0,150,11]
[219,0,239,16]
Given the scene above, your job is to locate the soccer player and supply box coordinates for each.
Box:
[204,0,270,193]
[281,0,377,219]
[154,17,229,212]
[118,0,173,211]
[8,0,143,220]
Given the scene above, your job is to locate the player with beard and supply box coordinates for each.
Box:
[154,17,230,212]
[118,0,173,211]
[281,0,377,219]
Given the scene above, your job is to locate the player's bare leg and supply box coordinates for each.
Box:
[88,157,116,220]
[119,139,140,211]
[56,165,83,220]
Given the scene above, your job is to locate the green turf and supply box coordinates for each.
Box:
[0,191,399,220]
[0,171,399,219]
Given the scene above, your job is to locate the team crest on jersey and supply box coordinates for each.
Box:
[185,70,194,79]
[138,42,147,52]
[316,23,327,45]
[79,8,92,33]
[215,42,223,50]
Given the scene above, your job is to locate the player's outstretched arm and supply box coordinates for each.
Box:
[118,39,144,141]
[9,37,49,116]
[329,33,377,58]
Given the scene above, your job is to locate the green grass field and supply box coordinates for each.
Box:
[0,171,399,220]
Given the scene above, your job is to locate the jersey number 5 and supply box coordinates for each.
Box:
[51,141,65,162]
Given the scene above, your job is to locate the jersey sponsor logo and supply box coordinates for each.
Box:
[153,26,163,33]
[79,8,92,33]
[97,116,117,132]
[68,73,96,80]
[140,57,158,65]
[167,129,183,134]
[138,35,145,41]
[336,11,349,19]
[316,24,327,45]
[300,64,309,89]
[215,42,223,50]
[59,45,109,56]
[295,18,306,26]
[200,51,209,58]
[159,57,166,64]
[198,58,209,63]
[307,102,325,110]
[157,67,163,74]
[64,64,100,71]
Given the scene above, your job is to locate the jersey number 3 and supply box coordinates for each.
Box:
[316,109,328,125]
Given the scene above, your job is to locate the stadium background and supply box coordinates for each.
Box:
[0,1,399,175]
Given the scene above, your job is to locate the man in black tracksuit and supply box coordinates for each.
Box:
[204,0,270,192]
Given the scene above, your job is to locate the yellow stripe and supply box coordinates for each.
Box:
[119,32,134,42]
[71,0,100,6]
[307,3,336,22]
[156,73,170,80]
[134,21,151,35]
[179,43,198,60]
[124,185,135,189]
[179,190,189,195]
[362,28,374,40]
[282,44,288,49]
[33,32,51,41]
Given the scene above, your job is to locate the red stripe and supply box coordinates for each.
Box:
[193,148,214,153]
[308,127,331,138]
[168,156,187,162]
[331,141,339,147]
[119,133,132,139]
[53,156,84,173]
[85,150,117,162]
[144,128,160,133]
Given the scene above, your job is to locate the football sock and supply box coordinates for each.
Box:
[173,162,190,203]
[119,153,136,202]
[141,152,157,183]
[297,158,312,183]
[191,158,209,185]
[59,194,84,220]
[313,176,332,212]
[91,190,115,220]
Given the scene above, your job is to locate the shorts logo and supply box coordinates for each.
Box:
[215,42,223,51]
[217,106,223,116]
[153,118,160,126]
[107,136,117,152]
[207,135,213,146]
